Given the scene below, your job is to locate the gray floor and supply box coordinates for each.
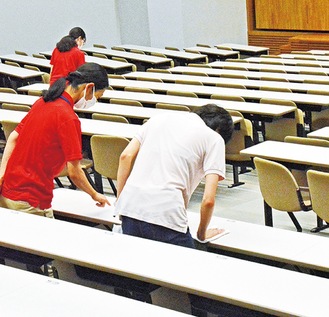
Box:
[5,165,329,315]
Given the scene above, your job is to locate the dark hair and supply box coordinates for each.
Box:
[194,104,234,144]
[56,35,77,52]
[43,63,108,102]
[69,27,86,42]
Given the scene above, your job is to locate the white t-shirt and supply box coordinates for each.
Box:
[115,112,226,233]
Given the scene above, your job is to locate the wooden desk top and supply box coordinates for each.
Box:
[170,66,329,83]
[0,207,328,316]
[0,264,187,317]
[240,140,329,168]
[114,45,207,61]
[0,64,44,79]
[209,60,329,75]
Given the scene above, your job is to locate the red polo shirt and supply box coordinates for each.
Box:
[50,46,85,85]
[1,92,83,209]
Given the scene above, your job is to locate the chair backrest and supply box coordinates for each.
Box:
[284,136,329,147]
[196,43,211,48]
[124,87,154,94]
[155,103,190,112]
[254,157,304,212]
[307,170,329,223]
[93,44,107,49]
[146,68,172,74]
[92,53,108,59]
[110,98,143,107]
[5,61,20,67]
[15,50,28,56]
[111,46,126,51]
[32,53,47,59]
[211,94,245,102]
[175,79,203,86]
[2,103,30,112]
[1,120,18,140]
[216,83,246,89]
[91,113,129,124]
[167,90,198,98]
[90,135,129,180]
[0,87,17,94]
[165,46,180,51]
[137,77,163,83]
[24,65,50,84]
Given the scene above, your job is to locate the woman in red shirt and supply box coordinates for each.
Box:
[49,27,86,85]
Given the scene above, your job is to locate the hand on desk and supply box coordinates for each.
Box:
[92,192,111,207]
[196,228,229,244]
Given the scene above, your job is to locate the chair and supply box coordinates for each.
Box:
[291,51,313,55]
[215,83,246,89]
[196,44,211,48]
[175,79,203,86]
[0,87,17,94]
[124,87,154,94]
[260,68,287,74]
[165,46,180,51]
[284,136,329,188]
[225,59,248,63]
[111,46,126,51]
[151,52,167,58]
[260,76,288,82]
[259,60,284,65]
[24,65,50,84]
[110,98,143,107]
[155,103,190,112]
[307,90,329,130]
[146,68,172,74]
[259,98,305,141]
[307,170,329,232]
[293,56,316,61]
[225,110,254,187]
[167,91,198,98]
[299,70,327,76]
[260,86,292,93]
[254,157,312,232]
[182,71,208,77]
[187,63,212,68]
[2,103,30,112]
[1,120,19,140]
[112,56,129,63]
[4,61,20,67]
[223,66,248,71]
[211,94,245,102]
[93,44,107,49]
[137,77,163,83]
[303,79,329,85]
[15,50,28,56]
[130,49,145,55]
[296,63,321,68]
[260,54,282,58]
[28,90,43,96]
[92,53,108,59]
[216,46,233,51]
[220,73,248,79]
[32,53,47,59]
[108,74,126,79]
[92,113,129,124]
[90,135,130,195]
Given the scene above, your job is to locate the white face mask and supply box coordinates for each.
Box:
[74,87,97,109]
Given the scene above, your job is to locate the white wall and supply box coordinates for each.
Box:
[0,0,247,55]
[0,0,120,55]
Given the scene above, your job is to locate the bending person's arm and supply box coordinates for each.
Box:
[116,138,140,198]
[67,160,110,207]
[0,130,19,186]
[197,173,223,242]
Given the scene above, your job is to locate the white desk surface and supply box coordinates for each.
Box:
[241,140,329,168]
[307,127,329,141]
[216,43,269,54]
[0,109,140,139]
[247,56,329,67]
[0,207,328,316]
[209,60,329,75]
[0,92,39,105]
[82,47,173,65]
[280,53,329,61]
[51,188,329,272]
[105,78,329,108]
[101,90,296,118]
[0,63,44,79]
[14,84,296,119]
[308,50,329,55]
[114,44,208,61]
[123,71,329,94]
[0,264,187,317]
[184,46,239,57]
[0,54,51,69]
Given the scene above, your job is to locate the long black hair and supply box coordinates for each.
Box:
[194,104,234,144]
[56,35,77,52]
[43,63,108,102]
[69,27,86,42]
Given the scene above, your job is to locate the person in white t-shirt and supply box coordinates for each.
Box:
[115,104,234,248]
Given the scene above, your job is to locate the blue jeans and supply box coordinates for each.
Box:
[121,216,195,249]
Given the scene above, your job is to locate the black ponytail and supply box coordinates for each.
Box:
[42,63,108,102]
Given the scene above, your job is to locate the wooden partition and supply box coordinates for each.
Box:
[247,0,329,54]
